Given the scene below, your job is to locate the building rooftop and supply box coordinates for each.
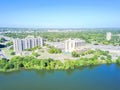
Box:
[66,38,85,42]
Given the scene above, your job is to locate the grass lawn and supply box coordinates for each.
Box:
[2,48,14,58]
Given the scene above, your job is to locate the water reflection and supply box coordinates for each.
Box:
[35,70,55,77]
[77,66,86,71]
[116,64,120,68]
[87,65,100,71]
[65,69,75,76]
[106,63,113,66]
[0,64,119,77]
[0,66,101,77]
[0,70,20,76]
[0,64,120,90]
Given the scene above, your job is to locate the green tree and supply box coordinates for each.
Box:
[48,46,62,54]
[10,51,15,55]
[6,41,13,46]
[72,51,79,57]
[32,52,40,57]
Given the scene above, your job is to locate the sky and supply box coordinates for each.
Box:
[0,0,120,28]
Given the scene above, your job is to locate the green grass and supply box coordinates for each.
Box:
[2,48,14,58]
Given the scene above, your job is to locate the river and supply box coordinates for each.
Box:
[0,64,120,90]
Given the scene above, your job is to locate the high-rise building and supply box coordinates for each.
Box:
[13,38,23,53]
[13,36,44,54]
[106,32,112,41]
[65,38,85,52]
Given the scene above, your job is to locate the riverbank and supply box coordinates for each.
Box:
[0,55,120,72]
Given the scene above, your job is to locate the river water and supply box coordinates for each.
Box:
[0,64,120,90]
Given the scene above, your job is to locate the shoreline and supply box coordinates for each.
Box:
[0,61,118,73]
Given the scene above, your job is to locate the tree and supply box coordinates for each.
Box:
[48,46,62,54]
[107,55,112,60]
[103,41,109,45]
[0,37,6,43]
[100,56,105,60]
[6,41,13,46]
[32,52,40,57]
[19,63,24,68]
[4,63,14,70]
[72,51,79,57]
[10,52,15,55]
[0,59,7,69]
[116,57,120,64]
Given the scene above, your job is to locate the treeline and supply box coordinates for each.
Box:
[72,49,112,62]
[4,31,105,43]
[0,54,120,72]
[0,56,100,72]
[4,30,120,46]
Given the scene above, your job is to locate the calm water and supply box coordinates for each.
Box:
[0,64,120,90]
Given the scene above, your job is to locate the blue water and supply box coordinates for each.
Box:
[0,64,120,90]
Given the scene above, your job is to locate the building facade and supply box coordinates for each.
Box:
[106,32,112,41]
[65,38,85,52]
[13,36,44,54]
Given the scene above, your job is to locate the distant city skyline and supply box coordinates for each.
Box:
[0,0,120,28]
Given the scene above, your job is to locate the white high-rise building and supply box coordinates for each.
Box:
[13,38,23,53]
[106,32,112,41]
[65,38,85,52]
[13,36,44,54]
